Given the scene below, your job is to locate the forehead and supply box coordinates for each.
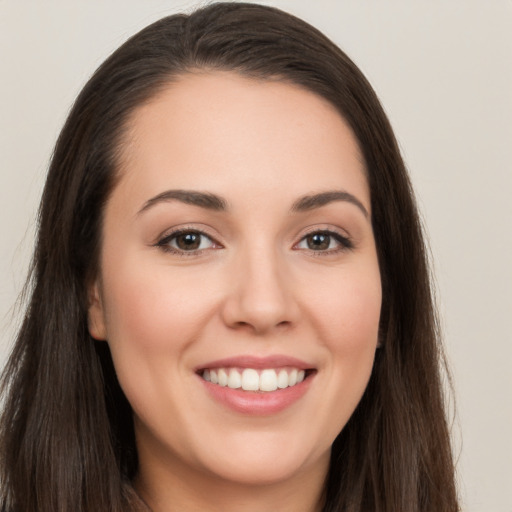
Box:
[114,71,369,212]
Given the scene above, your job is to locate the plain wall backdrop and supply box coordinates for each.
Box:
[1,1,511,510]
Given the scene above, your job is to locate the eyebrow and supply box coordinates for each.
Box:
[291,191,369,218]
[138,189,228,215]
[138,188,368,218]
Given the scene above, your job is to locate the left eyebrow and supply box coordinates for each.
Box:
[291,190,369,218]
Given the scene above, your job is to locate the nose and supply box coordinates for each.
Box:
[220,246,300,335]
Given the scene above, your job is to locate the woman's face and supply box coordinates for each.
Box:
[88,72,381,489]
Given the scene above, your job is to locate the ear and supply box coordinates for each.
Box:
[87,280,107,340]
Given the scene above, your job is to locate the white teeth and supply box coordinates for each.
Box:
[227,368,242,389]
[202,367,309,392]
[277,369,288,389]
[242,369,259,391]
[218,368,228,387]
[259,369,278,391]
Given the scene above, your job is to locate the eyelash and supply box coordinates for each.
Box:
[155,228,220,256]
[294,229,354,254]
[154,228,353,256]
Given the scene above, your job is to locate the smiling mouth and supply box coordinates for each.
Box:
[199,367,315,392]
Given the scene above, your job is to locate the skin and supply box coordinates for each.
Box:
[88,72,382,512]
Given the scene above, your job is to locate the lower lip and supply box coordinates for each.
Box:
[199,373,314,415]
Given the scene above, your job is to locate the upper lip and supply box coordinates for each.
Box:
[195,355,315,371]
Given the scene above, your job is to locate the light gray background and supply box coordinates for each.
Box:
[1,1,511,510]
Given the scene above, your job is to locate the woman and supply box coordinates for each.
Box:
[0,3,459,511]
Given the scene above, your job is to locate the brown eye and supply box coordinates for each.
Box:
[175,232,202,250]
[295,230,353,253]
[306,233,331,250]
[157,230,217,253]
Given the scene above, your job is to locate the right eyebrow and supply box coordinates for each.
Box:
[137,189,228,216]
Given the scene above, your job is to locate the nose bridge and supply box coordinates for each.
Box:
[222,237,298,333]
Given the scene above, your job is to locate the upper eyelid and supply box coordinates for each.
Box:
[156,225,221,244]
[294,225,351,242]
[159,233,218,252]
[160,230,214,244]
[300,230,350,242]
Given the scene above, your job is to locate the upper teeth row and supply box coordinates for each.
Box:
[203,368,306,392]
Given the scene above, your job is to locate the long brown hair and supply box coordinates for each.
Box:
[0,3,458,511]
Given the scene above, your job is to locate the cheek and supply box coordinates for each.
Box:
[99,253,223,373]
[98,257,222,423]
[307,263,382,353]
[312,263,381,409]
[328,283,381,416]
[336,287,381,351]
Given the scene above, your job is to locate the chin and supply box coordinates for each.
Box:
[204,456,314,486]
[192,431,329,487]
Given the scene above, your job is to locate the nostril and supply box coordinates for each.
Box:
[231,321,251,329]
